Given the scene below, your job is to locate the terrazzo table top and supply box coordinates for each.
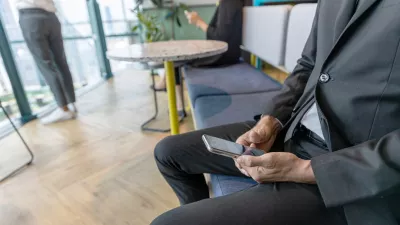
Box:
[107,40,228,63]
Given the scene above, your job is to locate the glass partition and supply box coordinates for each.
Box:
[98,0,137,35]
[0,0,102,113]
[0,0,137,133]
[0,54,19,128]
[98,0,140,73]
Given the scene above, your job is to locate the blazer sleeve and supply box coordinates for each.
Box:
[261,3,320,124]
[312,129,400,207]
[206,0,242,41]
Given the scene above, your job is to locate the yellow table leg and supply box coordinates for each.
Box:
[164,61,179,135]
[250,54,256,67]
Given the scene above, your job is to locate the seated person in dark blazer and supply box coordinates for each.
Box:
[151,0,400,225]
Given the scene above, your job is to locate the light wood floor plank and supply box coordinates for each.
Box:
[0,70,185,225]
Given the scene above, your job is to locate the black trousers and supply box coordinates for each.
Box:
[152,121,347,225]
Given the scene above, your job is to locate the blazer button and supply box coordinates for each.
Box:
[319,73,330,83]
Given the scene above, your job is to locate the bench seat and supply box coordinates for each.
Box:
[184,62,281,105]
[193,91,279,129]
[211,175,258,197]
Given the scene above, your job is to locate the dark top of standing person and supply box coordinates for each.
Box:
[196,0,244,67]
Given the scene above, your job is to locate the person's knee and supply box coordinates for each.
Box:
[151,208,184,225]
[150,212,170,225]
[154,135,180,166]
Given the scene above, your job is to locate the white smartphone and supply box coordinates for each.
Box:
[202,134,264,158]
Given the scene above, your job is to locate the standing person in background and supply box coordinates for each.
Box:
[15,0,77,124]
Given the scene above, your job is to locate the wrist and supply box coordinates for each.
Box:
[196,19,207,28]
[195,19,203,27]
[260,115,282,134]
[293,160,316,184]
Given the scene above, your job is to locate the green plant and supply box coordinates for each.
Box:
[132,0,190,42]
[132,10,164,42]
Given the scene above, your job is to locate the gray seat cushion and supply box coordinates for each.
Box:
[193,91,279,129]
[211,174,257,197]
[184,62,281,105]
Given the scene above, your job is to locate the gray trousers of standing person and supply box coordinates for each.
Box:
[19,8,76,108]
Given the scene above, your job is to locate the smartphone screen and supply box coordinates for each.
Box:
[203,135,260,156]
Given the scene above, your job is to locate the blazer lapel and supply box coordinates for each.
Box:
[346,0,381,31]
[322,0,381,65]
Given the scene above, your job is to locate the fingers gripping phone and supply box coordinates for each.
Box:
[202,135,265,158]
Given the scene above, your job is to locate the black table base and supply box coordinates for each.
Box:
[0,100,34,183]
[141,69,186,133]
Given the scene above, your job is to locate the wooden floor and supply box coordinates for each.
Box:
[0,70,195,225]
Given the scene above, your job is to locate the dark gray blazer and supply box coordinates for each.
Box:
[263,0,400,224]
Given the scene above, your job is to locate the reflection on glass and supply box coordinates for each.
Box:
[63,39,101,89]
[107,36,141,72]
[10,42,55,113]
[98,0,137,35]
[0,55,19,128]
[98,0,140,72]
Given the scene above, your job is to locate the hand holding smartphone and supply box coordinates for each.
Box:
[202,135,265,158]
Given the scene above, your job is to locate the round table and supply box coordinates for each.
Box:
[107,40,228,135]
